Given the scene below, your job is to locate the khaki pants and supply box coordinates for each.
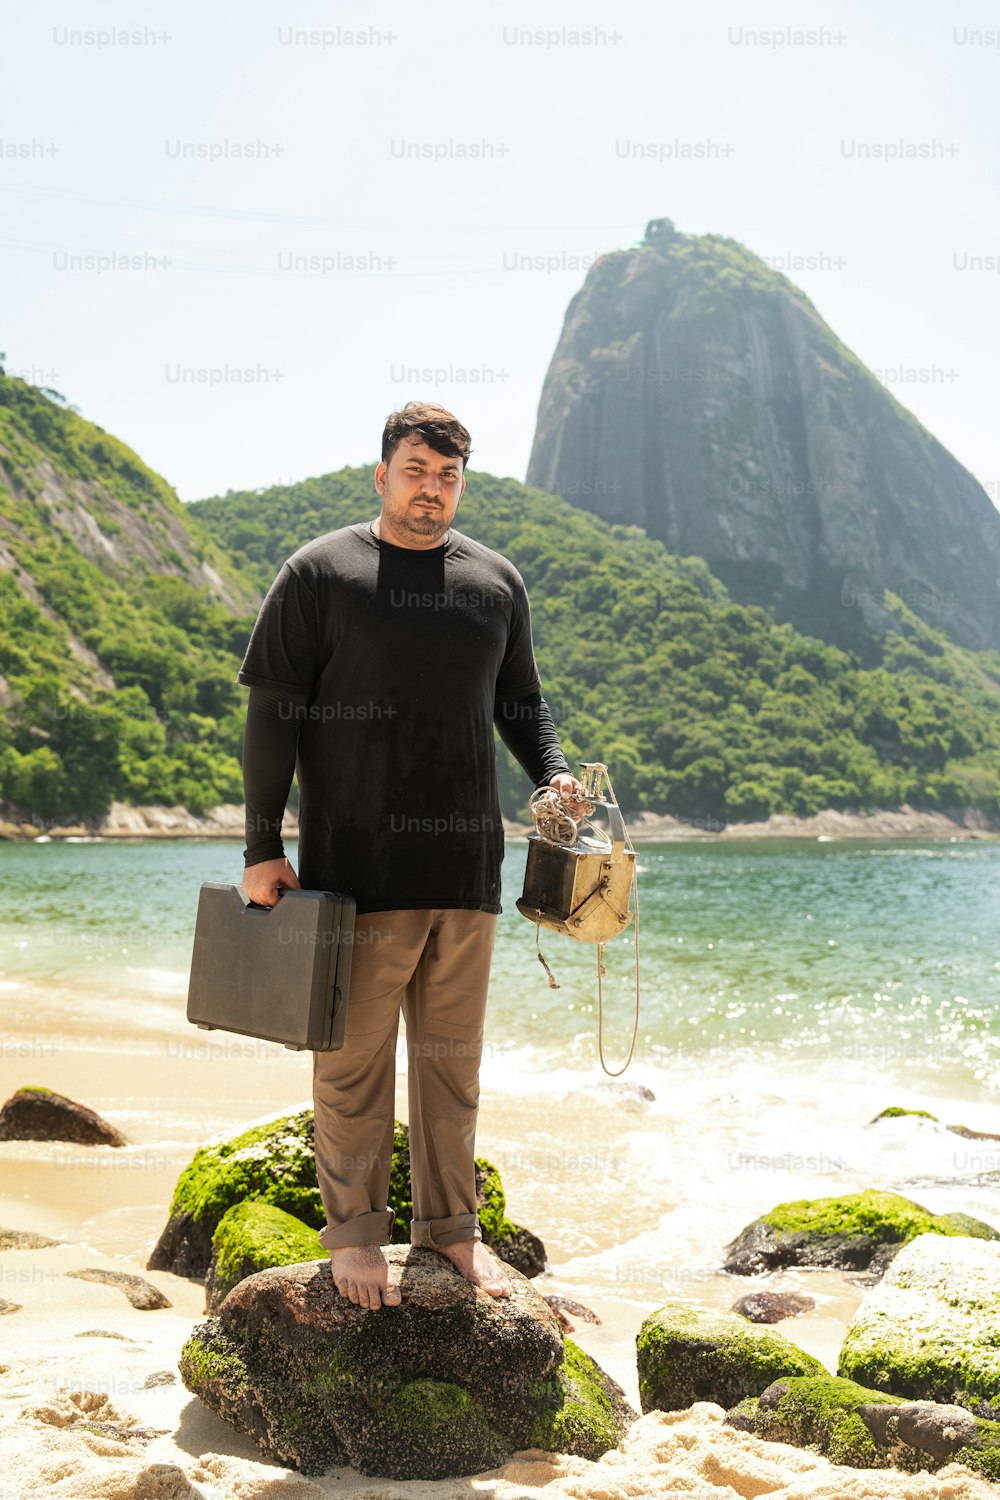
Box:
[312,907,499,1251]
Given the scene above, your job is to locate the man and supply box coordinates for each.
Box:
[236,401,585,1311]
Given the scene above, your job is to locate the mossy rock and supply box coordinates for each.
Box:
[205,1200,325,1312]
[149,1107,545,1282]
[179,1315,349,1471]
[636,1302,824,1413]
[870,1106,939,1122]
[351,1378,510,1479]
[839,1233,1000,1416]
[473,1157,546,1276]
[148,1107,323,1279]
[723,1190,999,1278]
[526,1337,636,1459]
[871,1106,1000,1143]
[727,1373,1000,1482]
[179,1249,634,1478]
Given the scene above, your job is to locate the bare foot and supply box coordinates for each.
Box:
[428,1238,512,1297]
[329,1244,402,1310]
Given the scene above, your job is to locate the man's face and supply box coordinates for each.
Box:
[374,437,466,546]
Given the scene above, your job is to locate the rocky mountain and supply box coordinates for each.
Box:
[527,218,1000,661]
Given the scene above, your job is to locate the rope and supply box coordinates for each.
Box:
[594,766,641,1077]
[528,768,641,1077]
[528,789,610,850]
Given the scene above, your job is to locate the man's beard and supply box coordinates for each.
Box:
[387,493,448,539]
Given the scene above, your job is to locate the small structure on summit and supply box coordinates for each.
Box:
[643,217,676,245]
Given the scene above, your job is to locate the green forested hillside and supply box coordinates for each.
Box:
[191,468,1000,824]
[3,363,999,829]
[0,374,259,819]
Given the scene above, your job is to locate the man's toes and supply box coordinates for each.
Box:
[383,1279,402,1305]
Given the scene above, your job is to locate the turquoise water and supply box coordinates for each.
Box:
[1,836,998,1090]
[3,835,1000,1301]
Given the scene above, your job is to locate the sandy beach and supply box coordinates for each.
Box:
[3,1241,999,1500]
[3,971,1000,1499]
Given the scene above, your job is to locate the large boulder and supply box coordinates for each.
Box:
[635,1302,824,1413]
[149,1107,545,1284]
[839,1233,1000,1416]
[0,1085,127,1146]
[179,1248,635,1478]
[723,1190,998,1279]
[727,1374,1000,1483]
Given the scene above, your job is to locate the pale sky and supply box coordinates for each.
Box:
[3,0,999,510]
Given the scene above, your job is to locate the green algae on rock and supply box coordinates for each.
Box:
[870,1106,1000,1142]
[726,1373,1000,1483]
[360,1378,509,1478]
[205,1200,325,1312]
[526,1337,635,1459]
[870,1107,939,1122]
[179,1248,635,1479]
[149,1107,546,1284]
[839,1234,1000,1416]
[723,1190,999,1278]
[636,1302,824,1413]
[148,1106,323,1279]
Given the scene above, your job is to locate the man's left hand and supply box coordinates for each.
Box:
[547,772,589,819]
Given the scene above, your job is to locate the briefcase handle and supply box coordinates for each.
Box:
[240,885,287,912]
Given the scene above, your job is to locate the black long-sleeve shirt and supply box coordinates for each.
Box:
[236,519,571,914]
[242,684,569,867]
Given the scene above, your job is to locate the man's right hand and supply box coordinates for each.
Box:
[242,856,302,908]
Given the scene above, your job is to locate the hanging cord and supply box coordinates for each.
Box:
[529,768,641,1077]
[595,766,641,1077]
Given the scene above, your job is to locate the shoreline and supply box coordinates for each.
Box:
[1,799,997,843]
[3,1033,1000,1497]
[4,914,1000,1499]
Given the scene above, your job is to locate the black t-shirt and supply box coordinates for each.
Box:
[235,520,570,915]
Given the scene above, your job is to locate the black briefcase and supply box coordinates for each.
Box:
[185,883,355,1051]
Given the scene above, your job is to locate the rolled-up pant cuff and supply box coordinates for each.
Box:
[319,1209,395,1250]
[410,1212,482,1248]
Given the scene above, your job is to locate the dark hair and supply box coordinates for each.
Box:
[381,401,473,469]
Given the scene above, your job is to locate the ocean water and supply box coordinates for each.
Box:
[1,835,999,1329]
[1,835,998,1086]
